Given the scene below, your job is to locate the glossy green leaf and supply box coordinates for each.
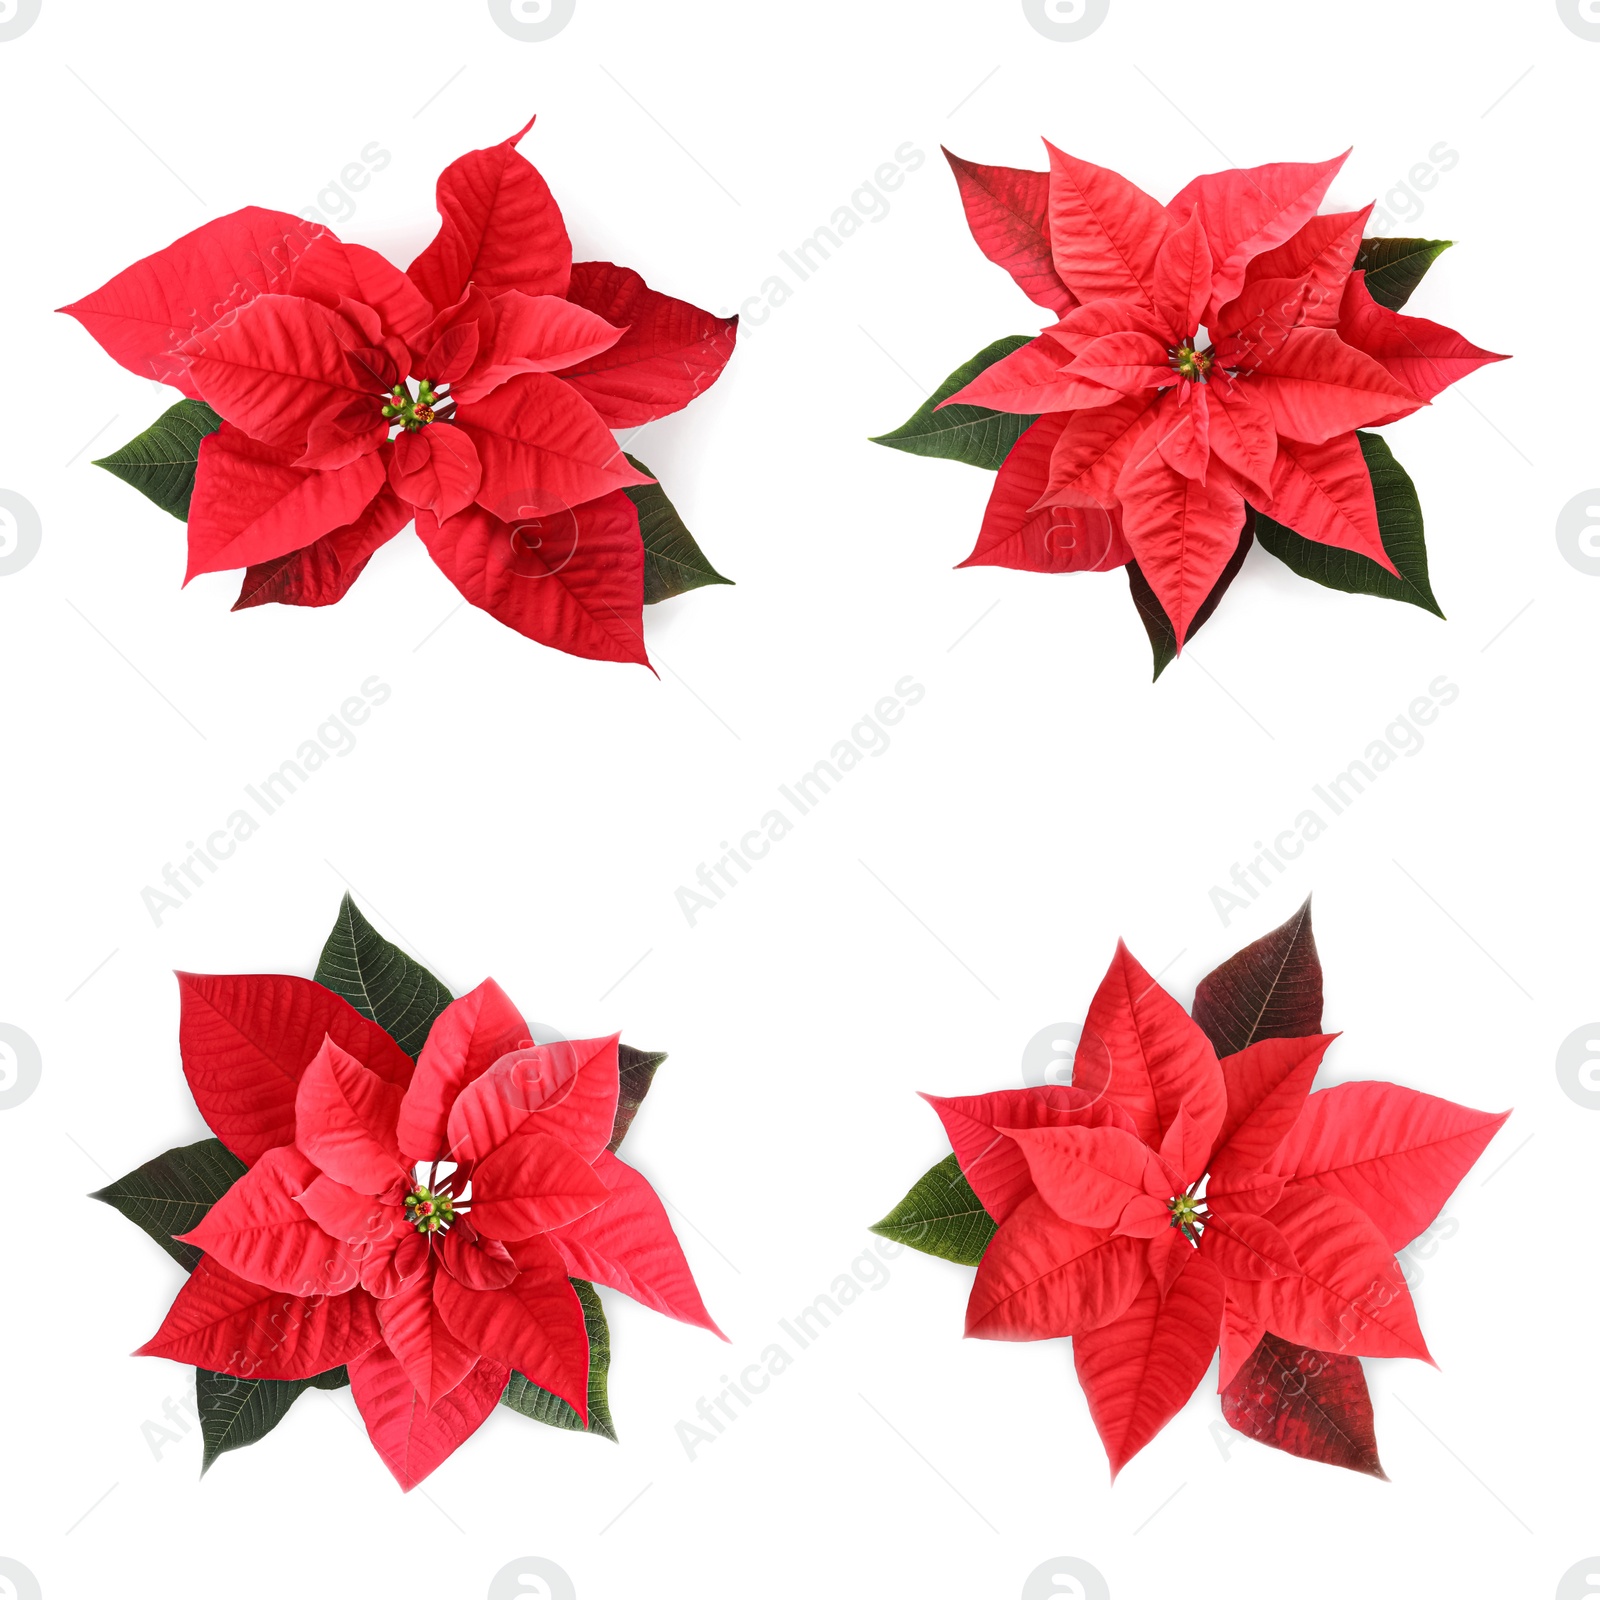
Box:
[500,1279,616,1440]
[314,893,453,1060]
[869,1153,997,1265]
[1128,515,1255,681]
[1254,432,1443,616]
[869,336,1039,470]
[93,399,221,519]
[1353,237,1452,311]
[622,454,732,604]
[91,1138,247,1270]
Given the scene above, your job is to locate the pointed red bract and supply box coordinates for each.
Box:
[434,1235,591,1420]
[558,262,738,426]
[177,972,412,1166]
[1256,432,1395,571]
[138,1255,381,1379]
[1073,1253,1225,1478]
[966,1193,1147,1340]
[469,1129,610,1239]
[1210,1034,1336,1187]
[943,149,1075,314]
[177,1144,359,1296]
[294,1036,408,1196]
[446,1035,622,1162]
[416,498,648,665]
[396,978,530,1162]
[1166,153,1347,317]
[349,1342,507,1491]
[550,1152,725,1336]
[376,1269,479,1411]
[407,116,571,308]
[1044,142,1169,305]
[1072,941,1227,1151]
[187,425,386,582]
[1270,1082,1510,1250]
[233,489,411,611]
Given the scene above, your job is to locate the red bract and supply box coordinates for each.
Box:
[941,145,1504,646]
[61,117,736,666]
[140,973,721,1489]
[926,939,1507,1479]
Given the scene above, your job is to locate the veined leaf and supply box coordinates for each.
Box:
[623,454,732,604]
[93,399,221,519]
[195,1363,349,1473]
[870,1153,997,1265]
[91,1138,246,1270]
[870,336,1039,470]
[610,1044,665,1153]
[1221,1332,1386,1478]
[1192,899,1322,1057]
[500,1279,616,1440]
[1254,432,1442,616]
[314,893,453,1061]
[1353,237,1452,311]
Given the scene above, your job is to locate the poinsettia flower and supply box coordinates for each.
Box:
[139,972,721,1489]
[940,145,1504,646]
[60,116,736,666]
[925,940,1506,1478]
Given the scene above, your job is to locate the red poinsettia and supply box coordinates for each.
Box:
[940,145,1504,645]
[919,935,1506,1478]
[61,116,735,665]
[140,972,721,1488]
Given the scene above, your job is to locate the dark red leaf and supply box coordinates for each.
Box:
[1191,898,1323,1056]
[1220,1331,1386,1478]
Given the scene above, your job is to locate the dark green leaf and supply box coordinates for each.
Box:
[869,1153,996,1266]
[194,1362,349,1473]
[196,1369,312,1474]
[500,1280,616,1441]
[622,455,732,604]
[609,1044,666,1153]
[314,893,453,1060]
[869,335,1038,470]
[91,1138,247,1270]
[1353,237,1452,311]
[1253,432,1443,617]
[1128,514,1255,681]
[93,399,221,519]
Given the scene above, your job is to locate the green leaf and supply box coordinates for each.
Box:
[1353,237,1452,311]
[1253,432,1443,617]
[91,1138,247,1270]
[1128,516,1255,682]
[609,1044,666,1153]
[500,1280,616,1441]
[314,893,453,1060]
[869,336,1039,470]
[194,1362,348,1473]
[93,399,221,519]
[869,1153,996,1266]
[195,1369,312,1474]
[622,455,732,604]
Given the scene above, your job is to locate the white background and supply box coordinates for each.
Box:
[0,1,1594,1596]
